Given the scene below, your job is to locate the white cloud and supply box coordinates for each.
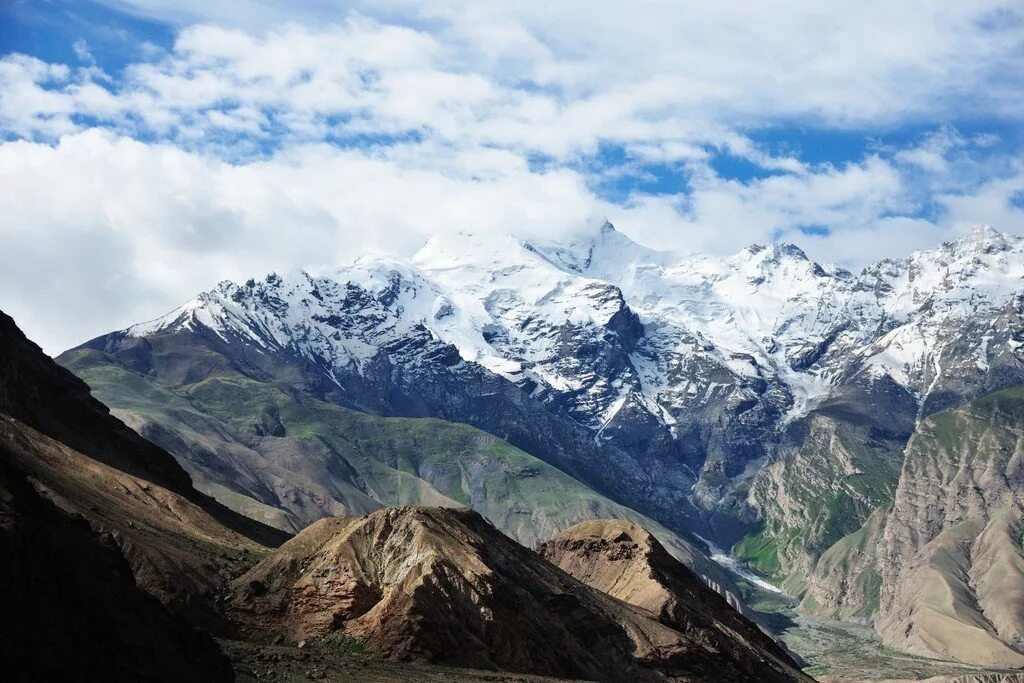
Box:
[2,129,1023,354]
[0,131,598,352]
[99,1,1024,123]
[72,39,95,64]
[9,2,1023,160]
[1,2,1024,351]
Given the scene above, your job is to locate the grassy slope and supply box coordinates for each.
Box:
[63,350,706,560]
[735,415,901,582]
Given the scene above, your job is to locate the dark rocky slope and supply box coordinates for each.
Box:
[0,310,287,626]
[0,456,233,681]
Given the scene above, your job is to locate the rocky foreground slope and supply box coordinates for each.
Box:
[229,506,810,682]
[0,310,287,677]
[0,454,234,681]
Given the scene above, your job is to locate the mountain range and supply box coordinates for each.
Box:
[54,221,1024,672]
[0,308,807,681]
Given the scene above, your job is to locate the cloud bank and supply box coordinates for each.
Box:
[1,1,1023,352]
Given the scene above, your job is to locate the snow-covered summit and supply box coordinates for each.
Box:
[126,222,1024,437]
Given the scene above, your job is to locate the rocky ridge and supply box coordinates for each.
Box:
[229,506,810,682]
[539,519,811,681]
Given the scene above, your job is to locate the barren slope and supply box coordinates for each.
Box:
[877,387,1024,666]
[229,506,810,682]
[0,309,286,626]
[539,519,813,682]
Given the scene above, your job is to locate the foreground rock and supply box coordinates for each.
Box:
[0,455,233,681]
[539,519,813,682]
[229,506,811,681]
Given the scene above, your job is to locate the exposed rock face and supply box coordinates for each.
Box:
[538,519,813,682]
[877,387,1024,666]
[229,507,810,682]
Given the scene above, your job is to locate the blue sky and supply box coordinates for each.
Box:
[1,0,1023,352]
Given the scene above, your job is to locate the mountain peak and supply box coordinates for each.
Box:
[740,242,810,262]
[958,223,1013,253]
[967,223,1000,239]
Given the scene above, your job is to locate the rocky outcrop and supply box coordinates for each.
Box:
[229,507,811,682]
[877,387,1024,666]
[538,519,813,682]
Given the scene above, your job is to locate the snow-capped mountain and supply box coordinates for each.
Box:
[105,222,1024,530]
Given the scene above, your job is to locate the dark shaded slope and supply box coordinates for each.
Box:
[0,456,232,682]
[0,310,287,635]
[0,311,286,548]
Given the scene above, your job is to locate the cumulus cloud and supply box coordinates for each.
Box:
[101,0,1024,123]
[7,2,1023,158]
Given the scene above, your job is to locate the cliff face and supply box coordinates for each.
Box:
[875,387,1024,666]
[0,456,233,681]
